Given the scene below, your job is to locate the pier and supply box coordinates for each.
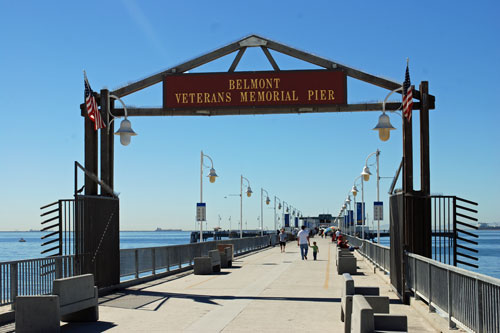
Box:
[38,237,454,332]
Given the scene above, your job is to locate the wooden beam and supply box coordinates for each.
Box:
[260,47,280,71]
[112,102,423,117]
[111,41,242,98]
[262,37,434,103]
[228,47,246,72]
[109,34,434,104]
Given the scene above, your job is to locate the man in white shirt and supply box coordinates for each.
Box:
[297,225,310,260]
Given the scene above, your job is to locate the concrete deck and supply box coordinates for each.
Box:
[6,236,463,332]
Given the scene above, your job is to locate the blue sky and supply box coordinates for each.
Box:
[1,0,499,231]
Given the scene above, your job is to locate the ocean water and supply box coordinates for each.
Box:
[0,231,192,263]
[2,230,499,280]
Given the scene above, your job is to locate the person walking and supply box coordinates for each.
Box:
[279,228,287,253]
[297,225,310,260]
[310,241,319,260]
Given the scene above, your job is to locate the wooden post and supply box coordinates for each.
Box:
[420,81,430,195]
[100,89,114,194]
[84,114,98,195]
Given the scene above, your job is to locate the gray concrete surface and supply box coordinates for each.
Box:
[56,237,460,332]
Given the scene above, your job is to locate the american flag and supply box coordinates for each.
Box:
[84,72,105,130]
[402,61,413,121]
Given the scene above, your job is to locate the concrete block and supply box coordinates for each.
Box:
[217,244,234,260]
[220,252,229,268]
[337,256,357,274]
[351,295,374,333]
[60,287,99,322]
[351,295,407,333]
[208,250,221,272]
[373,314,408,331]
[225,248,233,267]
[194,257,213,275]
[15,295,61,333]
[53,274,95,306]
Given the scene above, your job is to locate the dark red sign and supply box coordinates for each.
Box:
[163,70,346,109]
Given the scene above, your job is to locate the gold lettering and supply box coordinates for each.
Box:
[229,80,235,90]
[236,79,242,90]
[197,93,203,103]
[320,90,326,101]
[292,90,298,101]
[307,90,314,101]
[251,79,258,89]
[285,91,292,101]
[217,92,224,102]
[240,92,248,102]
[273,91,279,101]
[189,93,195,103]
[266,78,273,89]
[204,93,210,103]
[265,91,272,100]
[182,93,188,104]
[243,79,250,90]
[259,79,266,89]
[257,91,265,101]
[328,90,335,100]
[175,93,182,104]
[249,91,255,102]
[225,92,231,102]
[274,78,280,89]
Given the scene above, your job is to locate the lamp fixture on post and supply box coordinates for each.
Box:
[199,151,218,243]
[240,175,252,239]
[373,86,402,142]
[274,196,282,231]
[351,175,362,236]
[260,188,270,236]
[108,94,137,146]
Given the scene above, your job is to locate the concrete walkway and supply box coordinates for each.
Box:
[58,236,456,332]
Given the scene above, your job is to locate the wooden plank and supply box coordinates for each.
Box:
[112,41,242,97]
[228,47,246,72]
[112,102,423,117]
[260,46,280,71]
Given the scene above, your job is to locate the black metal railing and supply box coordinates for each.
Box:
[40,199,75,257]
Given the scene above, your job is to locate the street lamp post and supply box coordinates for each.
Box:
[260,188,270,236]
[274,196,282,231]
[240,175,252,239]
[361,150,381,242]
[200,151,218,243]
[351,175,361,237]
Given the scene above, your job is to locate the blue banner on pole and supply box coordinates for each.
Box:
[348,210,354,226]
[284,214,290,227]
[356,202,365,225]
[295,217,299,228]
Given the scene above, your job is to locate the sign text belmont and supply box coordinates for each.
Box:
[163,70,346,109]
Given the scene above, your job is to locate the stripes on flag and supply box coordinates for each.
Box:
[84,72,106,130]
[402,61,413,121]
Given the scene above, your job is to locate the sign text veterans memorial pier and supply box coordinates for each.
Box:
[163,70,347,110]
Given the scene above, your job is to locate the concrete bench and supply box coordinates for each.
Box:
[217,244,234,261]
[194,250,221,275]
[337,255,357,274]
[219,247,233,268]
[15,274,98,333]
[351,295,407,333]
[341,273,389,333]
[217,244,234,268]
